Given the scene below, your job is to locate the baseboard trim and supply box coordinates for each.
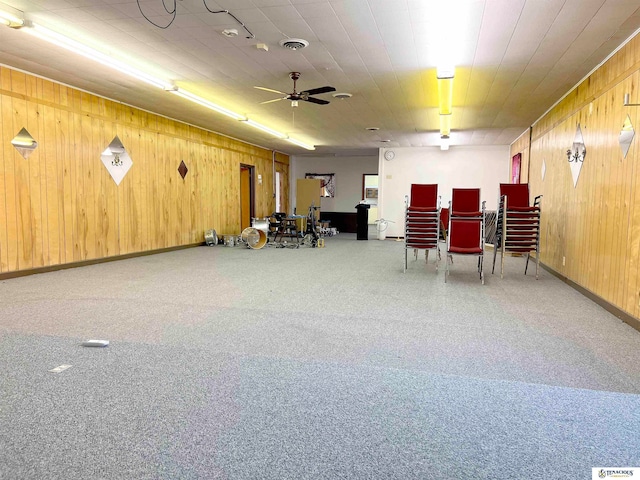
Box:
[0,243,204,281]
[541,262,640,333]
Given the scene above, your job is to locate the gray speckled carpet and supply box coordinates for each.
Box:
[1,233,639,479]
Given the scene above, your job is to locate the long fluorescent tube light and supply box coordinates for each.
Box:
[170,88,247,121]
[22,24,171,90]
[241,119,288,139]
[1,9,318,151]
[437,66,454,116]
[437,77,453,115]
[0,6,24,27]
[286,137,315,150]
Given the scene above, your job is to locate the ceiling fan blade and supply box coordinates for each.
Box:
[304,97,330,105]
[254,86,288,95]
[260,97,286,104]
[301,86,336,96]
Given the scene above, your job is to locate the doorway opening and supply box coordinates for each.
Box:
[363,174,378,225]
[275,171,281,213]
[240,164,255,231]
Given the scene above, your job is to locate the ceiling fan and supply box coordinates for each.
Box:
[255,72,336,107]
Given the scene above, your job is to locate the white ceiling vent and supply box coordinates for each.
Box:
[279,38,309,50]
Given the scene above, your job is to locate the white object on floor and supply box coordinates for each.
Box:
[49,364,72,373]
[82,339,110,347]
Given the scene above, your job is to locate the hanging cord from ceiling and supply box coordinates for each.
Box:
[203,1,255,39]
[136,0,255,38]
[136,0,176,29]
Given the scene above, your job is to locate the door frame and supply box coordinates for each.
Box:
[240,164,255,230]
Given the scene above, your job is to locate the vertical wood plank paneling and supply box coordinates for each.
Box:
[139,129,151,250]
[0,65,289,276]
[157,130,170,248]
[528,32,640,320]
[59,107,74,264]
[0,71,9,272]
[608,83,627,307]
[11,87,34,271]
[41,79,60,266]
[129,126,144,253]
[42,103,61,266]
[117,123,131,254]
[28,92,45,268]
[622,74,640,316]
[72,100,86,262]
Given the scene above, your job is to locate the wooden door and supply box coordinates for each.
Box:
[240,166,252,230]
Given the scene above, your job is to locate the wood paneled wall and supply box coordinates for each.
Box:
[513,32,640,320]
[0,66,289,274]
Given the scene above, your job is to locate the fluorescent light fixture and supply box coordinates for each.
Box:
[440,135,450,151]
[0,5,24,28]
[1,9,318,152]
[437,77,453,115]
[439,114,451,137]
[22,24,171,90]
[241,119,287,139]
[436,66,455,79]
[170,88,246,121]
[286,137,315,150]
[437,66,454,135]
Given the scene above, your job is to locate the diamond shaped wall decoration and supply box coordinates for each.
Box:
[541,159,546,181]
[566,124,586,188]
[619,114,634,159]
[178,160,188,179]
[100,136,132,186]
[11,128,38,159]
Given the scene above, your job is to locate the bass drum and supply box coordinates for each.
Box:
[241,227,267,249]
[251,217,270,234]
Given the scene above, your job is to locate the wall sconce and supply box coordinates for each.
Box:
[623,93,640,106]
[11,127,38,159]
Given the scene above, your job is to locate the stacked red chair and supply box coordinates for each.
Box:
[440,207,449,241]
[445,188,486,284]
[404,184,440,272]
[492,183,542,279]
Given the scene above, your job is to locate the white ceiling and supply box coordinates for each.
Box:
[0,0,639,156]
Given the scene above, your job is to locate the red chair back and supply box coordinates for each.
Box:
[499,183,530,208]
[440,207,449,231]
[410,184,438,208]
[451,188,480,215]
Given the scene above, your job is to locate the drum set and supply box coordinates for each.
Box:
[204,207,334,250]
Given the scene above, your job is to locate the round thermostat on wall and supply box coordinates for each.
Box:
[384,150,395,161]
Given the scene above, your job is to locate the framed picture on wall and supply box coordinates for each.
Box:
[511,153,521,184]
[305,173,335,197]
